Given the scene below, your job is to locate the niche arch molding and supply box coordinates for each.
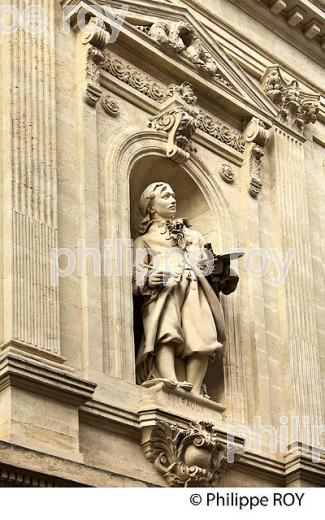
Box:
[103,129,240,406]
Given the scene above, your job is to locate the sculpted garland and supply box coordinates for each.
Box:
[136,21,234,90]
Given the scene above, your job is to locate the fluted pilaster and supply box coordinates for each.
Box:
[272,127,323,434]
[3,1,59,355]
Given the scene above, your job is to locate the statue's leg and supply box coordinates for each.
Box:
[175,357,186,381]
[155,343,177,382]
[186,354,209,395]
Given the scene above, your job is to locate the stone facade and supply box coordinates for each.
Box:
[0,0,324,487]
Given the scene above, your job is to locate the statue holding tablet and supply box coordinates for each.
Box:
[133,182,243,398]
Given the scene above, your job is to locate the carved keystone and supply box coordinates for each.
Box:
[148,82,200,163]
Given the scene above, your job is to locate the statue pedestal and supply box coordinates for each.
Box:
[139,381,226,426]
[138,382,243,487]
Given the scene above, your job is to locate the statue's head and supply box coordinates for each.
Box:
[139,182,176,233]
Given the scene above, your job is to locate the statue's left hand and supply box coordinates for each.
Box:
[212,258,226,276]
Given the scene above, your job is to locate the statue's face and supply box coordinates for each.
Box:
[150,185,176,219]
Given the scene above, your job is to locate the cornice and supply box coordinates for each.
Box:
[284,444,325,486]
[172,0,325,121]
[0,441,149,487]
[79,397,325,485]
[0,349,97,406]
[62,0,277,123]
[80,399,141,439]
[238,0,325,46]
[178,0,324,65]
[0,462,80,487]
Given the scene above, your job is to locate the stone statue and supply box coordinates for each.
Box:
[133,182,240,398]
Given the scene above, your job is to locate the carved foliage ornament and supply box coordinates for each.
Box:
[136,21,235,90]
[197,114,245,152]
[85,46,105,106]
[261,66,320,133]
[102,52,166,102]
[143,420,233,487]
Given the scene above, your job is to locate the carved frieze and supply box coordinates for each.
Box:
[148,82,200,163]
[142,420,235,487]
[261,65,320,133]
[101,53,166,102]
[101,53,245,153]
[79,24,245,153]
[197,114,245,152]
[136,21,235,90]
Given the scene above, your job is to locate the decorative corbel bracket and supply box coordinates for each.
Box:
[261,65,320,134]
[244,118,270,198]
[140,418,239,487]
[81,17,111,106]
[148,82,199,164]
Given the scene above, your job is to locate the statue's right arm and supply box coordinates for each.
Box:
[132,236,152,296]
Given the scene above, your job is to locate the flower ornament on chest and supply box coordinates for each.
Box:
[163,218,191,250]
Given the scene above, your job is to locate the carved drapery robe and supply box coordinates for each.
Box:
[133,220,226,382]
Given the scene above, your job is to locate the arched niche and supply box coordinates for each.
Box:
[130,155,230,401]
[104,130,239,407]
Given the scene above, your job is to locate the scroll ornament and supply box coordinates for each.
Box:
[245,118,270,198]
[261,66,320,134]
[97,52,245,152]
[82,17,110,106]
[142,420,236,487]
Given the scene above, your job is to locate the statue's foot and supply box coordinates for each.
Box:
[142,378,178,389]
[142,379,194,392]
[177,381,193,392]
[191,387,211,399]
